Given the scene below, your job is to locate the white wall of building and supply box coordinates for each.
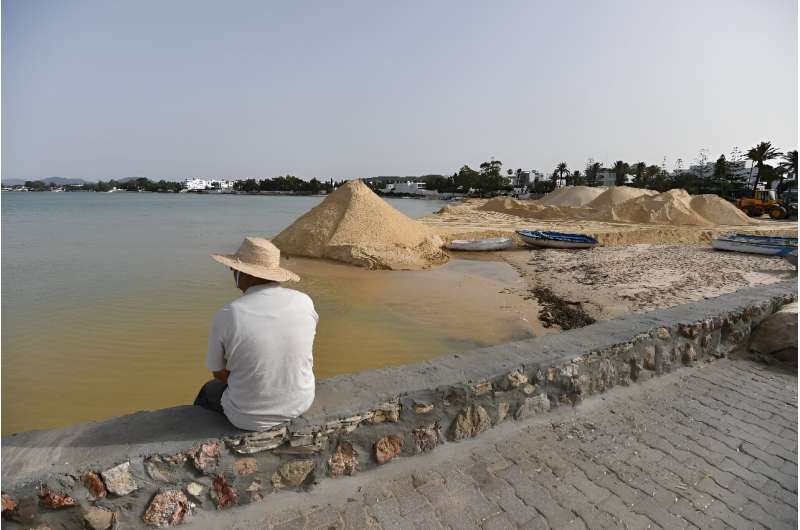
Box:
[184,178,234,191]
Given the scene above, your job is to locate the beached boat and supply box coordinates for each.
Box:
[516,230,599,249]
[785,250,798,268]
[711,233,798,256]
[445,237,514,251]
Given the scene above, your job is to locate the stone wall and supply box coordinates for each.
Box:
[1,281,796,529]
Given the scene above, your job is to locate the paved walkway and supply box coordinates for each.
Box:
[196,358,798,530]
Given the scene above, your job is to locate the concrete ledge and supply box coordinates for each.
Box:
[1,280,796,529]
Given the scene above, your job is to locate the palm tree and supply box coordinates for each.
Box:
[612,161,629,186]
[779,150,798,181]
[555,162,569,187]
[585,162,602,186]
[745,141,782,192]
[631,162,647,187]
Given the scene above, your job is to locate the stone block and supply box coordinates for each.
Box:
[750,302,798,355]
[38,487,77,510]
[374,435,403,465]
[1,492,16,514]
[226,426,288,454]
[449,404,491,441]
[514,393,551,420]
[211,475,238,509]
[190,441,220,473]
[412,423,443,452]
[143,490,190,526]
[274,459,315,488]
[328,441,358,477]
[101,461,138,496]
[81,472,107,499]
[185,482,205,500]
[507,370,528,388]
[83,506,115,530]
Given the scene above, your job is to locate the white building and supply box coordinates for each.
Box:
[183,178,234,191]
[382,181,440,197]
[685,161,759,186]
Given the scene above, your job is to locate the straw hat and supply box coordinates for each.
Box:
[211,237,300,282]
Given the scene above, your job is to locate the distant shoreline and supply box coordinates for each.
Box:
[0,189,452,200]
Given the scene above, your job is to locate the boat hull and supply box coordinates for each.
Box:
[711,235,798,256]
[518,236,596,249]
[446,237,514,251]
[516,230,599,249]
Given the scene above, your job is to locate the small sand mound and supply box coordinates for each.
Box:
[272,180,448,270]
[689,195,756,225]
[478,197,558,219]
[587,186,657,209]
[479,197,533,216]
[538,186,606,207]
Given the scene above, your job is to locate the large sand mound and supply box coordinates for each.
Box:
[272,180,448,270]
[538,186,606,207]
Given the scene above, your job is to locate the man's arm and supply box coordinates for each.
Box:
[213,369,230,384]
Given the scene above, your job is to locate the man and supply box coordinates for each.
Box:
[194,236,317,431]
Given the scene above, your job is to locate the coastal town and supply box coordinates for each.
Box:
[3,143,797,207]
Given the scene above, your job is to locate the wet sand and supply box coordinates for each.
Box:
[502,245,796,321]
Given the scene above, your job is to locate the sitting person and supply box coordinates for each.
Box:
[193,237,317,431]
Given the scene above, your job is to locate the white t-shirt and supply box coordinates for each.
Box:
[206,284,318,431]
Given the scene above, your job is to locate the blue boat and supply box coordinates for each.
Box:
[711,233,798,257]
[516,230,599,249]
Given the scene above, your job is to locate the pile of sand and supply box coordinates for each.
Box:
[586,186,657,209]
[610,189,714,226]
[272,180,448,270]
[537,186,607,207]
[474,186,757,227]
[689,195,755,225]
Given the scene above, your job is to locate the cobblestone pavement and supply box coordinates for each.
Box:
[199,359,798,530]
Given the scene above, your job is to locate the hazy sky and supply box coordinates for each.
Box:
[2,0,797,180]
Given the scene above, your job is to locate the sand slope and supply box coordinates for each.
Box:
[272,180,448,270]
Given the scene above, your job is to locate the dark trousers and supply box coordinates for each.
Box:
[194,379,227,414]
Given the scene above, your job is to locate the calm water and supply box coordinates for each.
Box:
[2,192,539,434]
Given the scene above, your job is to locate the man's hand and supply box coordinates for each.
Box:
[213,369,230,384]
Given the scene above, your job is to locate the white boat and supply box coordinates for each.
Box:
[516,230,599,249]
[711,234,798,256]
[445,237,514,251]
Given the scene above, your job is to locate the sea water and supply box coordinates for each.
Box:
[2,192,539,433]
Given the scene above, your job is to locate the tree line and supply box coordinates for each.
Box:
[541,142,797,199]
[232,176,339,194]
[396,142,797,199]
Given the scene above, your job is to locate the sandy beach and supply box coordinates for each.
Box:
[502,245,796,323]
[423,197,797,246]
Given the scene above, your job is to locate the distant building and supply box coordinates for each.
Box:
[183,178,234,191]
[392,181,424,194]
[383,181,438,197]
[596,170,616,187]
[510,171,531,188]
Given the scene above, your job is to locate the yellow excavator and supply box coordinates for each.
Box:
[736,189,793,220]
